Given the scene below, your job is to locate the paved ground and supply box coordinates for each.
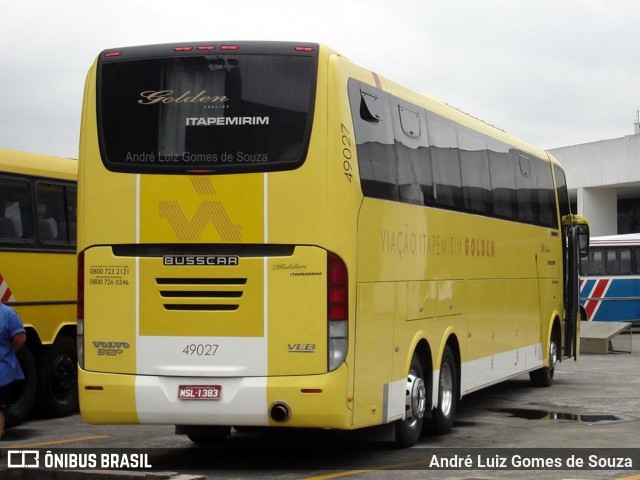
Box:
[0,331,638,479]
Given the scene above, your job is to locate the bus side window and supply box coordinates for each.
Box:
[620,249,631,275]
[553,165,571,220]
[515,152,539,225]
[488,138,517,221]
[67,185,77,243]
[606,249,632,275]
[37,183,66,243]
[348,79,398,202]
[534,159,557,228]
[426,112,463,210]
[606,250,619,275]
[0,213,18,239]
[582,249,605,276]
[458,126,491,215]
[393,100,430,206]
[0,178,33,242]
[592,250,605,275]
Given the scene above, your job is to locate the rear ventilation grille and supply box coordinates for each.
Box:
[156,278,246,311]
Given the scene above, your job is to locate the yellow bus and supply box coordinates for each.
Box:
[0,148,78,425]
[78,41,588,446]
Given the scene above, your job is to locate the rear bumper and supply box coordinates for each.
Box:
[79,364,352,429]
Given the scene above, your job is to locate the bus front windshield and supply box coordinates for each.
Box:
[98,53,317,174]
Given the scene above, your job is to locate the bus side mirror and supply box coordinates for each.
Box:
[577,224,589,258]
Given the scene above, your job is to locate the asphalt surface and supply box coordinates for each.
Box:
[1,331,639,479]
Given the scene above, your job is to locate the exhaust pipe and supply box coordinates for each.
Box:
[270,401,291,423]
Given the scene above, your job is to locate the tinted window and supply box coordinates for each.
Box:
[99,53,317,174]
[36,183,77,245]
[348,79,559,229]
[581,247,636,276]
[0,176,75,250]
[535,158,557,228]
[515,152,538,224]
[459,126,491,215]
[487,137,517,220]
[554,164,570,220]
[0,178,33,242]
[349,81,398,201]
[392,98,431,206]
[426,113,463,210]
[581,249,605,276]
[606,249,631,275]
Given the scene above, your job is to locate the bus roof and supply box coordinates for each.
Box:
[0,148,77,181]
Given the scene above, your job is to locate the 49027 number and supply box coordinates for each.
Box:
[182,344,219,356]
[340,123,354,183]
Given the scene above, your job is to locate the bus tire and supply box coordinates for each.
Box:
[34,335,78,417]
[181,426,231,445]
[430,345,458,435]
[529,334,558,387]
[395,352,427,447]
[5,345,37,427]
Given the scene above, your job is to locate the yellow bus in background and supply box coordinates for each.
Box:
[78,42,588,446]
[0,148,78,425]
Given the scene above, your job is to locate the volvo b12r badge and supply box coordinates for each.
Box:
[163,255,239,266]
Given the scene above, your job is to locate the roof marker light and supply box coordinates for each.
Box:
[174,46,193,52]
[197,45,216,51]
[220,45,239,51]
[294,46,314,52]
[103,51,122,58]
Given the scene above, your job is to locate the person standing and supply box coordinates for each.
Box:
[0,303,26,440]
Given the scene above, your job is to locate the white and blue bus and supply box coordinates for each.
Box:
[580,234,640,323]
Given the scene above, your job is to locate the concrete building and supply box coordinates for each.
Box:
[550,119,640,237]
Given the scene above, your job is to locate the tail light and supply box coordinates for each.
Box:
[328,252,348,371]
[77,251,85,369]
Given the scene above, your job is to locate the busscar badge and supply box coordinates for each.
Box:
[163,255,239,266]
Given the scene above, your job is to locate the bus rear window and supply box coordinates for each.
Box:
[98,53,317,173]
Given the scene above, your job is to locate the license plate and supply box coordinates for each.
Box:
[178,385,222,400]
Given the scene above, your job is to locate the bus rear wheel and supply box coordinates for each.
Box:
[395,353,426,447]
[35,335,79,417]
[430,345,458,435]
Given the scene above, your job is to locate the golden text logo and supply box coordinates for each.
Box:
[138,90,229,105]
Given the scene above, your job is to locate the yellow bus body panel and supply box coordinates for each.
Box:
[0,251,76,344]
[79,369,139,424]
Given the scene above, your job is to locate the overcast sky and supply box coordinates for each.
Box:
[1,0,639,158]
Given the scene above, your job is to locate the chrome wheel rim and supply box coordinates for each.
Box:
[405,371,426,425]
[439,363,453,417]
[549,339,558,366]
